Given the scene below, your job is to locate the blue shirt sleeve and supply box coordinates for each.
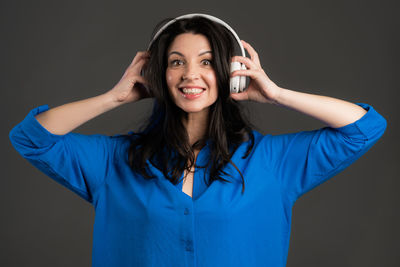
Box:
[261,103,387,203]
[9,104,118,203]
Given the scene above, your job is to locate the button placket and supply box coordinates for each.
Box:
[185,240,194,252]
[181,204,195,255]
[184,208,190,215]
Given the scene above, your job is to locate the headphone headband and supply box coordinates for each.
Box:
[147,13,245,58]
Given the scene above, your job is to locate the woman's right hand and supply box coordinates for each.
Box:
[107,51,151,104]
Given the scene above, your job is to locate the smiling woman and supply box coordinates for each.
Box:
[9,13,386,267]
[166,33,218,115]
[131,15,255,195]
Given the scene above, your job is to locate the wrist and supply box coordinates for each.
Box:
[270,86,284,106]
[101,92,125,110]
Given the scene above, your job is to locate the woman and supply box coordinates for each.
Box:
[9,15,386,267]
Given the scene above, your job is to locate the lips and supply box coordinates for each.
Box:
[178,87,205,99]
[180,88,204,94]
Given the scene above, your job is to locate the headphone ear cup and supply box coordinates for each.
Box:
[230,61,248,93]
[230,61,241,93]
[239,63,247,92]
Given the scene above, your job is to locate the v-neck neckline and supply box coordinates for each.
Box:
[146,142,215,203]
[158,169,217,203]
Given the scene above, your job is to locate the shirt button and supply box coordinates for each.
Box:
[184,208,190,215]
[185,240,193,251]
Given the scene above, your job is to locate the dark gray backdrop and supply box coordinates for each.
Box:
[2,0,398,266]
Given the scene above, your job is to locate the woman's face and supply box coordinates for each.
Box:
[166,33,218,114]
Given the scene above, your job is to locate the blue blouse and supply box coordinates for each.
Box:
[9,103,386,267]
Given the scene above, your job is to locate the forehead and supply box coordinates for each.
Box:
[167,33,212,55]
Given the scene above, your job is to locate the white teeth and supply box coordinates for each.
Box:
[181,88,204,94]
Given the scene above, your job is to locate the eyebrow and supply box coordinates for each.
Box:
[168,50,213,57]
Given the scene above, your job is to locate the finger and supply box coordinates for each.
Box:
[130,56,149,72]
[134,76,152,97]
[134,75,148,86]
[231,56,258,70]
[241,40,261,67]
[231,68,258,79]
[126,56,149,75]
[130,51,150,67]
[230,92,249,101]
[129,51,150,67]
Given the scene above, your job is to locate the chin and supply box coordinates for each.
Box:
[177,103,210,114]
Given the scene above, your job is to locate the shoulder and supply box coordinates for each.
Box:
[110,131,141,163]
[97,132,133,161]
[232,129,268,159]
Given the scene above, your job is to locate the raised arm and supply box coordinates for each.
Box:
[35,51,151,135]
[230,40,367,127]
[272,88,367,128]
[9,51,151,203]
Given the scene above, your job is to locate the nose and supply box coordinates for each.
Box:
[182,62,200,80]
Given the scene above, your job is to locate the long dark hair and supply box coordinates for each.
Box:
[128,16,254,194]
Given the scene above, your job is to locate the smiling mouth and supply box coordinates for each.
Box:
[178,87,205,99]
[179,87,205,95]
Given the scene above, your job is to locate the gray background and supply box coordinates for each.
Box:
[2,0,399,266]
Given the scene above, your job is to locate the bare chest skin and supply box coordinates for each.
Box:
[182,150,199,198]
[182,166,194,198]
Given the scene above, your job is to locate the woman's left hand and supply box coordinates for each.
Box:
[230,40,282,104]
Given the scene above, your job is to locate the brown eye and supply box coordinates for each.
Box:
[202,59,212,65]
[171,59,183,66]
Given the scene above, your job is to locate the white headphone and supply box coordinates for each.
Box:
[147,13,248,93]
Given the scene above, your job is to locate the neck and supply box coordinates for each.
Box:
[182,109,209,147]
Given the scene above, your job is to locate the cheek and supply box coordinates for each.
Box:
[166,72,172,84]
[205,72,218,96]
[165,69,179,85]
[165,71,174,90]
[205,71,217,85]
[165,72,176,98]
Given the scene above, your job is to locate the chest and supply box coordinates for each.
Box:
[181,150,199,198]
[182,167,194,198]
